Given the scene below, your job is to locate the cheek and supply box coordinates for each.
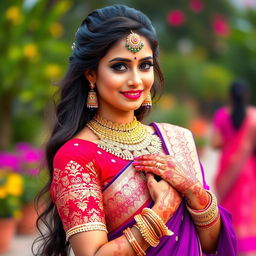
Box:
[97,68,126,91]
[143,71,154,90]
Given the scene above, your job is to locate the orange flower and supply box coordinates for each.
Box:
[189,118,208,137]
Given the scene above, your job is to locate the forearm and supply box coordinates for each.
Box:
[95,204,169,256]
[197,218,221,253]
[184,184,221,253]
[95,226,149,256]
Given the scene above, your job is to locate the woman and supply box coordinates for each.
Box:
[34,5,237,256]
[211,80,256,255]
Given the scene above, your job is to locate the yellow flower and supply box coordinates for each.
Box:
[6,6,23,25]
[6,173,23,197]
[0,187,7,199]
[23,43,38,60]
[45,64,62,78]
[158,93,176,111]
[56,1,72,14]
[13,210,22,220]
[50,22,64,38]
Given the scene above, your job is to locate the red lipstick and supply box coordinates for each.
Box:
[121,90,143,100]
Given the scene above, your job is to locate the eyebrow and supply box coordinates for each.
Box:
[109,56,153,63]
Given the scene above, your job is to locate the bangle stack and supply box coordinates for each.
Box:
[134,213,160,247]
[142,208,174,237]
[186,190,220,230]
[123,208,173,254]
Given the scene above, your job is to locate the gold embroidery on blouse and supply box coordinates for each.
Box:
[52,160,106,232]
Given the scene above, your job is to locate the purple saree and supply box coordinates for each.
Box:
[102,123,237,255]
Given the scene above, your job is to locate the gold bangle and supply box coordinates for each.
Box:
[134,214,160,247]
[186,191,219,224]
[123,227,146,256]
[142,208,174,237]
[196,213,221,230]
[66,222,107,240]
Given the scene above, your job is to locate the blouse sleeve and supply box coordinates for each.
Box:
[50,147,107,240]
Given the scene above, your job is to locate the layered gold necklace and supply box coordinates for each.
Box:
[87,115,162,160]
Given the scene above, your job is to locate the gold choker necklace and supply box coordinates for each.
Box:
[87,115,162,160]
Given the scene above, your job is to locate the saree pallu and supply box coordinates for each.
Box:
[103,123,237,255]
[214,108,256,253]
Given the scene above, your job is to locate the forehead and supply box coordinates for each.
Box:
[102,35,153,61]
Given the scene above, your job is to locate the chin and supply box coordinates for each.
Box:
[122,102,144,111]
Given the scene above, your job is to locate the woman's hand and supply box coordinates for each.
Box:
[146,173,182,222]
[133,154,209,210]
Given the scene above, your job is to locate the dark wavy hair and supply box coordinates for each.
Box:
[230,79,249,130]
[32,4,164,256]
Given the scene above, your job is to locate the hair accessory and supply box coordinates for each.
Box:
[126,31,144,53]
[87,83,98,108]
[141,93,152,108]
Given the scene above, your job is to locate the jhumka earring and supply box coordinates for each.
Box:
[87,83,98,108]
[142,93,152,108]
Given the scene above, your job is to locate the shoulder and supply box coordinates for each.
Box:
[53,138,98,170]
[153,122,205,185]
[152,122,193,136]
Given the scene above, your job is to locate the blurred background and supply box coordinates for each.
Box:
[0,0,255,255]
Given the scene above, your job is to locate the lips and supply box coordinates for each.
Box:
[121,90,143,100]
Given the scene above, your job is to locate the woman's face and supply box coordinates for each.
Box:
[92,35,154,120]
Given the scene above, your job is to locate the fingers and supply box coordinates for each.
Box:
[134,165,161,176]
[134,154,165,161]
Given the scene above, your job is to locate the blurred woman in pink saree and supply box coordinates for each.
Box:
[212,80,256,255]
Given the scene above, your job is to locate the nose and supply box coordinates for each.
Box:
[128,69,142,87]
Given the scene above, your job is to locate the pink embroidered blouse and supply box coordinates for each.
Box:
[50,138,129,238]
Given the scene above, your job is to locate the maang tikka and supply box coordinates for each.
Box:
[87,83,98,108]
[142,93,152,108]
[125,30,144,53]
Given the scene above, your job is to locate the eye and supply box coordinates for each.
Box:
[111,63,127,72]
[139,62,154,70]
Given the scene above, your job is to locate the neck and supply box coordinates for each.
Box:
[96,109,135,124]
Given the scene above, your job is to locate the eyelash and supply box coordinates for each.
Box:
[111,62,154,72]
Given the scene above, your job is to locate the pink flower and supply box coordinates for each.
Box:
[212,15,230,37]
[0,153,20,171]
[190,0,204,13]
[167,10,186,27]
[16,142,43,163]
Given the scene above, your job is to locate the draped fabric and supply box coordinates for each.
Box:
[51,122,237,255]
[213,107,256,253]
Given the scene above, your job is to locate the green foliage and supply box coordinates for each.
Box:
[161,52,233,103]
[0,0,72,148]
[21,169,48,204]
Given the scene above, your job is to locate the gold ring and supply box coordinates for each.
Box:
[156,162,162,168]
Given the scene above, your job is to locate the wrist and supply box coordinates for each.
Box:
[152,203,173,223]
[184,184,210,210]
